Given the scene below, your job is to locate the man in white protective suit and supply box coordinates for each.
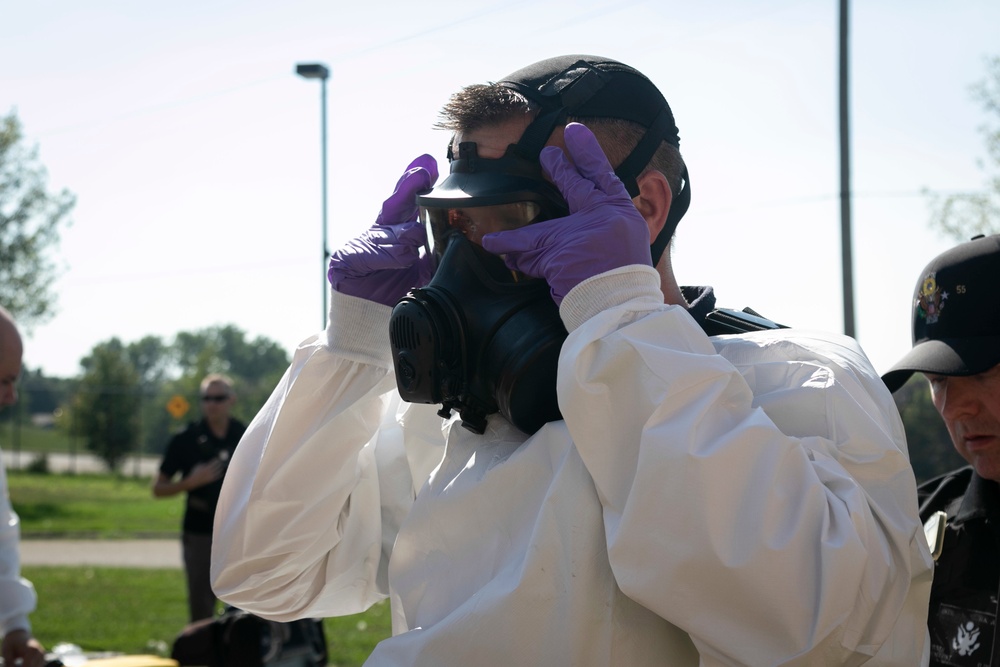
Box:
[211,54,932,665]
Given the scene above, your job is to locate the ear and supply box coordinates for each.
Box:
[631,170,672,244]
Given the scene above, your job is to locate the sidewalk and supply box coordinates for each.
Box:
[20,539,182,569]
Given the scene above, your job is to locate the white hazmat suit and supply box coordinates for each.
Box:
[212,266,932,665]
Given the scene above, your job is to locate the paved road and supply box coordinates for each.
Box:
[20,539,182,568]
[5,451,161,477]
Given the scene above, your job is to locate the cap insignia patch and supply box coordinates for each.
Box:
[916,272,949,324]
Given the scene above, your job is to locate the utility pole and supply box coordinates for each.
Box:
[839,0,856,338]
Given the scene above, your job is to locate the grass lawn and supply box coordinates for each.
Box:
[10,472,392,664]
[1,423,78,454]
[25,566,188,656]
[24,566,391,666]
[8,470,182,538]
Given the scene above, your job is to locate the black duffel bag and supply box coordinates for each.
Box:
[171,607,328,667]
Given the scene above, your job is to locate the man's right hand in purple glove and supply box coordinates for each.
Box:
[327,154,439,307]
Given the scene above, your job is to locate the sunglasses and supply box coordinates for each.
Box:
[200,394,230,403]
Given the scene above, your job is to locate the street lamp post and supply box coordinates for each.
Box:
[296,62,331,328]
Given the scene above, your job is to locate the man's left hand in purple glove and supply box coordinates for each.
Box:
[481,122,652,306]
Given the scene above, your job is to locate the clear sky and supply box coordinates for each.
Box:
[2,0,997,380]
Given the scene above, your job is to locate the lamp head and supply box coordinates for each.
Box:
[296,63,330,80]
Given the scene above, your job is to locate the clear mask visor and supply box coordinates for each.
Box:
[421,201,546,262]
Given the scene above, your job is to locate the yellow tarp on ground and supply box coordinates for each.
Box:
[78,657,178,667]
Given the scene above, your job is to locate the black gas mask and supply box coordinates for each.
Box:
[389,233,567,435]
[388,54,690,435]
[389,141,569,435]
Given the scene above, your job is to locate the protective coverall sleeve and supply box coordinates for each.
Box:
[0,451,36,637]
[558,266,931,665]
[211,290,445,620]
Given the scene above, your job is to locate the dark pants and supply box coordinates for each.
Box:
[182,532,216,622]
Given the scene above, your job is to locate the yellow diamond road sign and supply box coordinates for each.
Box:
[167,395,190,419]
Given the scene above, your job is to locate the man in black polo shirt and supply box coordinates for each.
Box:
[154,373,246,622]
[883,234,1000,667]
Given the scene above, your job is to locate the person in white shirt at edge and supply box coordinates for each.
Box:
[211,54,932,665]
[0,305,47,667]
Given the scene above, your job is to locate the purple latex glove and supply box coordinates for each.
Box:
[328,154,439,307]
[481,122,652,306]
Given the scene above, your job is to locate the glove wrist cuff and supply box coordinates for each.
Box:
[559,265,663,332]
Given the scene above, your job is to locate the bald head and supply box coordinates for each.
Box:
[0,306,23,407]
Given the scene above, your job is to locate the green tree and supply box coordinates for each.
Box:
[926,56,1000,239]
[171,325,288,425]
[121,325,291,454]
[15,367,77,423]
[126,335,175,459]
[128,335,172,385]
[18,368,68,414]
[892,375,967,483]
[62,327,290,460]
[0,109,75,327]
[71,338,142,472]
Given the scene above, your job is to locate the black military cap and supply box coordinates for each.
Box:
[882,234,1000,392]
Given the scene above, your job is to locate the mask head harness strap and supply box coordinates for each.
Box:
[497,55,690,266]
